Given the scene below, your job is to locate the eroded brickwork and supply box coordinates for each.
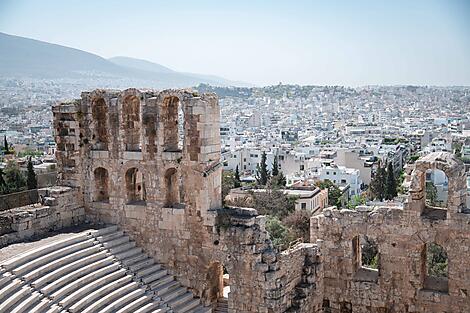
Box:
[52,88,321,313]
[51,89,469,313]
[311,152,470,313]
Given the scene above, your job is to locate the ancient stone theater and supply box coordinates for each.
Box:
[0,88,469,313]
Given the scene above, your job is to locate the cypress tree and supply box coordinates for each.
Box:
[256,151,270,186]
[0,168,6,194]
[234,165,241,188]
[27,157,38,190]
[3,136,8,153]
[272,156,279,177]
[370,162,386,201]
[385,162,397,200]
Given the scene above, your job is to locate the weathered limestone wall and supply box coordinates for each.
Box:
[311,152,470,313]
[0,186,85,247]
[52,88,322,312]
[0,189,39,211]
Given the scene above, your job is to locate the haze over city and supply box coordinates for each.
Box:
[1,0,470,86]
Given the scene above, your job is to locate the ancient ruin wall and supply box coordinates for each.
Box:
[52,88,322,312]
[311,152,470,313]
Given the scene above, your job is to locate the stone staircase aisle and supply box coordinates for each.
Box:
[214,298,228,313]
[0,225,211,313]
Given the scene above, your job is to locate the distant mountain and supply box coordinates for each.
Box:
[109,56,175,74]
[0,32,244,87]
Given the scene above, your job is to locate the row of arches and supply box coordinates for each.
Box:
[93,166,181,207]
[90,95,184,152]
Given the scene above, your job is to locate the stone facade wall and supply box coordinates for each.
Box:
[0,186,85,247]
[52,88,322,312]
[0,189,39,211]
[311,152,470,313]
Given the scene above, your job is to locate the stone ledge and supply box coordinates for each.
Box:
[353,267,379,283]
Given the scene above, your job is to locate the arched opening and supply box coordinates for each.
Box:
[422,243,448,292]
[423,169,448,220]
[206,261,230,311]
[122,95,141,151]
[162,96,183,152]
[94,167,109,202]
[425,169,448,207]
[91,98,108,150]
[164,168,179,207]
[352,235,379,281]
[126,167,146,204]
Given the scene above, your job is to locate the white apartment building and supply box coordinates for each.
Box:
[317,165,362,196]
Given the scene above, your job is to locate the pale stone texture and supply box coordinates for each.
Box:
[311,152,470,313]
[3,88,468,313]
[51,88,322,312]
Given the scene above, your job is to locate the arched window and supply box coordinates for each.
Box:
[94,167,109,202]
[162,96,183,152]
[423,169,448,220]
[122,95,141,151]
[126,167,146,204]
[91,98,108,150]
[164,168,179,207]
[423,243,448,292]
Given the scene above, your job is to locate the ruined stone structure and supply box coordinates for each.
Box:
[51,88,322,313]
[311,152,470,313]
[1,88,469,313]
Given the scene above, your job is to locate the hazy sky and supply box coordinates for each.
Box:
[1,0,469,86]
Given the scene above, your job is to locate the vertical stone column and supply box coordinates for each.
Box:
[53,100,83,188]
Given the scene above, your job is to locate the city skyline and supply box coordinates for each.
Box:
[1,0,470,87]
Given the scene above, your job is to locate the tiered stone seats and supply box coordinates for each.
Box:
[0,226,212,313]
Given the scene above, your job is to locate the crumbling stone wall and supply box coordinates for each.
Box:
[53,88,322,312]
[0,186,85,247]
[311,152,470,313]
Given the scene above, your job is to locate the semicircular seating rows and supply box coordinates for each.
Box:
[0,226,211,313]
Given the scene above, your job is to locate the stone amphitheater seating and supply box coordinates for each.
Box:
[0,226,211,313]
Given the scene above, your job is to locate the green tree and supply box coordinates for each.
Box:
[234,165,241,188]
[426,181,438,206]
[385,162,397,200]
[282,209,311,242]
[370,162,386,201]
[3,136,9,154]
[26,157,38,190]
[316,179,343,207]
[361,236,379,269]
[271,156,279,177]
[0,168,7,194]
[4,160,26,193]
[347,194,366,209]
[426,243,448,277]
[265,216,295,251]
[222,170,236,205]
[251,185,296,219]
[255,151,270,186]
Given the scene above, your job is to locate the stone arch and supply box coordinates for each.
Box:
[203,260,231,308]
[409,152,467,217]
[93,167,109,202]
[125,167,146,204]
[164,167,179,207]
[91,97,108,150]
[161,95,183,152]
[122,95,141,151]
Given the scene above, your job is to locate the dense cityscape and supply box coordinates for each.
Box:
[2,79,469,208]
[1,1,470,310]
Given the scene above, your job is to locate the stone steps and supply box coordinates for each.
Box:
[0,225,212,313]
